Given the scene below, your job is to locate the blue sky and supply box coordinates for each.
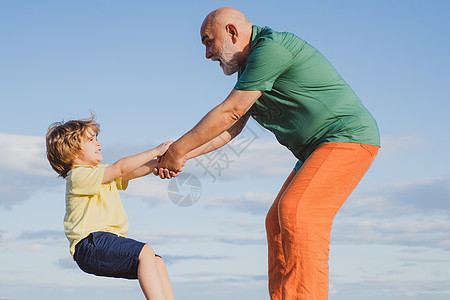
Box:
[1,1,450,299]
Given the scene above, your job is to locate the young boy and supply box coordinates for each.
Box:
[46,116,175,300]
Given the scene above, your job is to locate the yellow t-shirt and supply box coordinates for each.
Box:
[64,164,129,256]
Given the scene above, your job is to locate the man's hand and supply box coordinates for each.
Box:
[153,143,185,179]
[152,167,179,179]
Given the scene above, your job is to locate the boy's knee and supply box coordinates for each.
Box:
[139,244,155,261]
[155,255,166,266]
[139,245,167,266]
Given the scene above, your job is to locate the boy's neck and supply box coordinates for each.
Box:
[72,158,100,167]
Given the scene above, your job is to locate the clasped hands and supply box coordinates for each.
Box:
[152,143,186,179]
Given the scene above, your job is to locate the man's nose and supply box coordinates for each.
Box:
[205,47,212,59]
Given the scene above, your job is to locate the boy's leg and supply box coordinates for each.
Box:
[155,256,175,300]
[138,244,168,300]
[278,142,379,299]
[265,169,296,300]
[74,232,171,300]
[74,232,145,279]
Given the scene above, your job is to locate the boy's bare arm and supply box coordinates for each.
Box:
[122,159,159,182]
[102,141,172,183]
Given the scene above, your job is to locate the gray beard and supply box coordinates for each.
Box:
[218,38,240,76]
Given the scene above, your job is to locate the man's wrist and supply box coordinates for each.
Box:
[168,141,185,159]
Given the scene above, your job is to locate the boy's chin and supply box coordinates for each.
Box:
[93,158,103,166]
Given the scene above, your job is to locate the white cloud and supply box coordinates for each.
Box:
[122,176,169,203]
[333,217,450,250]
[162,254,230,266]
[0,229,66,252]
[332,177,450,250]
[204,191,275,215]
[0,133,53,176]
[0,133,58,208]
[185,137,296,182]
[0,230,67,251]
[18,230,65,240]
[378,132,424,159]
[342,178,450,218]
[132,231,266,246]
[329,278,450,300]
[55,256,78,270]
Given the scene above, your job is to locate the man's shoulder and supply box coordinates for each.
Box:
[254,25,298,41]
[251,25,304,54]
[252,25,277,43]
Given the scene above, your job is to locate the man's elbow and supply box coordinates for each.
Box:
[228,115,248,138]
[223,109,245,126]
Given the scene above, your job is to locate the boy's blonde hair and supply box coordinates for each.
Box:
[46,115,100,178]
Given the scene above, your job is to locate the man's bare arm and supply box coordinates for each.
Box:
[186,112,250,160]
[158,89,262,174]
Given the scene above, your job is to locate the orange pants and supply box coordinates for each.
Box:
[265,142,379,300]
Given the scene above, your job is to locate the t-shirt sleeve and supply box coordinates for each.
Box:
[234,39,293,91]
[115,177,129,191]
[68,166,105,195]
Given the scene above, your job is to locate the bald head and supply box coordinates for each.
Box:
[200,7,253,74]
[201,7,252,33]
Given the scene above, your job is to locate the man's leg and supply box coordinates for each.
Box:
[266,170,296,300]
[278,143,379,299]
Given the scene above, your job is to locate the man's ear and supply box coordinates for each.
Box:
[226,24,238,43]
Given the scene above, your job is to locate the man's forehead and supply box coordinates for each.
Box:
[200,24,213,39]
[200,20,220,41]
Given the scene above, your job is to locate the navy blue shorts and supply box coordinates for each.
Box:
[74,232,146,279]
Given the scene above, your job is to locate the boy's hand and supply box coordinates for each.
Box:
[155,141,173,156]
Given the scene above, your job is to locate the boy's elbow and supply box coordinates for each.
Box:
[111,160,127,177]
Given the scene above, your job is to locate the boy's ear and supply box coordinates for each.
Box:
[70,154,79,165]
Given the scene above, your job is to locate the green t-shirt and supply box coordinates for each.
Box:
[235,26,380,162]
